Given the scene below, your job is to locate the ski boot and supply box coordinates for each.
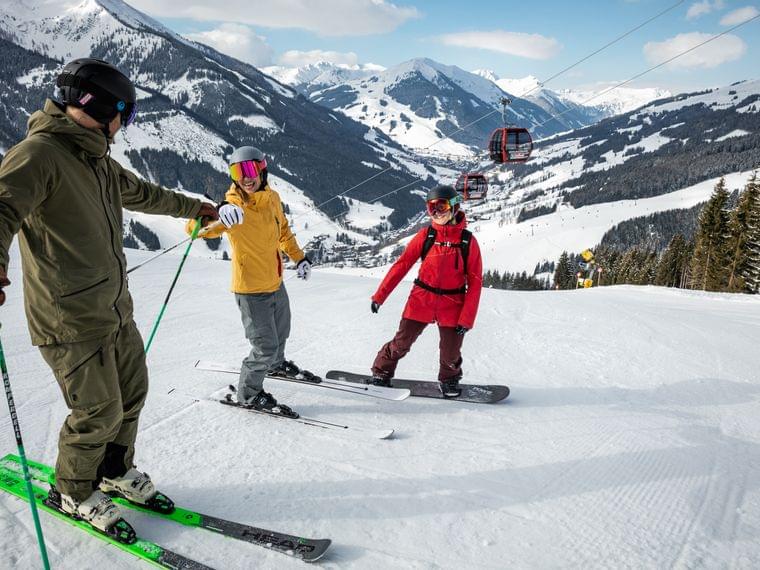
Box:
[244,389,299,419]
[268,360,320,383]
[100,468,175,514]
[46,486,137,544]
[367,376,393,388]
[440,377,462,398]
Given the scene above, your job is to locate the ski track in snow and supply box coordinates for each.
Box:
[1,242,760,569]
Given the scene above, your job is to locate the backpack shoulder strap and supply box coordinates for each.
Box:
[460,229,472,272]
[420,225,437,261]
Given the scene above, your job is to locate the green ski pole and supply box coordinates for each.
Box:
[0,324,51,570]
[144,218,202,354]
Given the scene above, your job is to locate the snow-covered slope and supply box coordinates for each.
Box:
[2,243,759,568]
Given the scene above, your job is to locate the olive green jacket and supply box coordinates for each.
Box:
[0,99,203,345]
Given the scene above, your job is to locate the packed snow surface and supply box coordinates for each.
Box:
[1,243,759,569]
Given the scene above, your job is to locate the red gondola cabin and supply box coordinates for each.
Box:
[489,127,533,163]
[455,173,488,201]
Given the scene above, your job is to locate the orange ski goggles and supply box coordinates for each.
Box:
[426,197,459,216]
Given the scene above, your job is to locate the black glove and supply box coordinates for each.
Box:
[371,301,380,314]
[455,325,468,336]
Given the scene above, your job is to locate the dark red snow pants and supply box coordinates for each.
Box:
[372,318,464,382]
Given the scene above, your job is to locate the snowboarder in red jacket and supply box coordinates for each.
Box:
[369,185,483,397]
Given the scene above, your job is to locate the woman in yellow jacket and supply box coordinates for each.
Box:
[193,146,311,416]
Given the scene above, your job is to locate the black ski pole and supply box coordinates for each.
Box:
[0,324,51,569]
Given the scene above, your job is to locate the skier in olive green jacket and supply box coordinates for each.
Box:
[0,58,218,537]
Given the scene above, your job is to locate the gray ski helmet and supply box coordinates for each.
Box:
[426,185,458,202]
[57,58,137,126]
[228,146,268,186]
[229,146,266,165]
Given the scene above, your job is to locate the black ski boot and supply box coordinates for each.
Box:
[268,360,320,382]
[367,376,392,388]
[440,377,462,398]
[248,390,299,418]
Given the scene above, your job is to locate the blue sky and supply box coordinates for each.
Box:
[132,0,760,92]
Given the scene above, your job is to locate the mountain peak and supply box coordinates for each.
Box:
[496,75,543,97]
[472,69,499,82]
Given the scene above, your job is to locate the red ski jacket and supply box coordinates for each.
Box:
[372,211,483,329]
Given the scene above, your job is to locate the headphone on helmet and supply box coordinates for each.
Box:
[57,58,137,133]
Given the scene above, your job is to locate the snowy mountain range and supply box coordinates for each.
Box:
[262,61,386,93]
[0,0,438,256]
[267,58,596,157]
[447,79,760,274]
[472,69,671,120]
[266,60,671,157]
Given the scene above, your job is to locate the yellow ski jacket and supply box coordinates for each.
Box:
[191,184,305,294]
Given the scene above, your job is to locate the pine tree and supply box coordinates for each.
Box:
[655,234,689,287]
[690,178,731,291]
[615,249,637,284]
[725,174,759,291]
[637,250,658,285]
[554,252,570,289]
[741,173,760,293]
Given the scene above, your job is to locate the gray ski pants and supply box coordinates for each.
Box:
[235,284,291,401]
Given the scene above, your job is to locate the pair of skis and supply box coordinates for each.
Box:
[0,454,330,568]
[195,361,510,405]
[195,361,509,440]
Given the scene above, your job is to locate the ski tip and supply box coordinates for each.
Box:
[301,539,332,562]
[378,429,395,440]
[396,389,412,401]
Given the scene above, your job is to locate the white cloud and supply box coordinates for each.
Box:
[720,6,760,25]
[686,0,725,20]
[278,50,359,67]
[186,23,274,66]
[131,0,419,36]
[435,31,561,60]
[643,32,746,69]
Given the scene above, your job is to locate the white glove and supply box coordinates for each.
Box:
[219,204,244,228]
[296,257,312,280]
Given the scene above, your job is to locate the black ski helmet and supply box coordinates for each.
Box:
[426,185,458,202]
[57,58,137,127]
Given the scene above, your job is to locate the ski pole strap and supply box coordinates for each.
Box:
[413,278,466,296]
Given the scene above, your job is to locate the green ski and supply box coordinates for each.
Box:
[0,464,211,569]
[1,454,331,562]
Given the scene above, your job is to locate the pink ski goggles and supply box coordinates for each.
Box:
[229,159,267,182]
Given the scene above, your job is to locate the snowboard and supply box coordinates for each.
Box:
[325,371,509,404]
